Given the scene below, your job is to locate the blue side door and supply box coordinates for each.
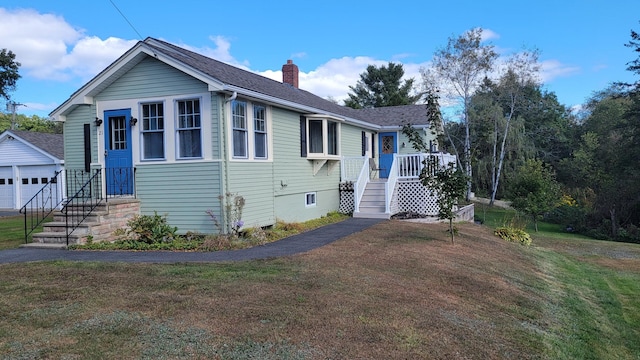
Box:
[104,109,133,195]
[378,132,397,178]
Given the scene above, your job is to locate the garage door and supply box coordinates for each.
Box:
[19,165,58,209]
[0,166,13,209]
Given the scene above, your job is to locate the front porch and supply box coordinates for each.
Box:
[340,153,457,219]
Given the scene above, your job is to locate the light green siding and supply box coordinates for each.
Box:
[270,108,340,222]
[63,105,97,171]
[226,162,275,228]
[397,128,439,155]
[135,162,222,233]
[97,57,208,101]
[340,123,366,157]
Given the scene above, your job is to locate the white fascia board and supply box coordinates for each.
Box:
[50,42,148,119]
[50,43,226,120]
[223,85,380,131]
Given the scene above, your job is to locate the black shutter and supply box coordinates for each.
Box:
[300,115,307,157]
[371,133,376,158]
[361,131,366,156]
[83,124,91,172]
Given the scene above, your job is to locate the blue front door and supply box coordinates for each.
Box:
[378,132,396,178]
[104,109,133,195]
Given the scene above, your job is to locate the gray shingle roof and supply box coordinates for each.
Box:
[145,38,431,128]
[7,130,64,160]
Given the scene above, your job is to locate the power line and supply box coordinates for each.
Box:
[109,0,143,40]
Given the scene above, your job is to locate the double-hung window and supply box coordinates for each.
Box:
[141,102,164,159]
[232,100,248,158]
[305,117,340,158]
[177,99,202,158]
[231,99,269,160]
[254,104,267,159]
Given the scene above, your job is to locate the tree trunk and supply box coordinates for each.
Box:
[610,207,617,238]
[449,218,455,244]
[490,98,516,206]
[489,114,499,206]
[464,97,473,201]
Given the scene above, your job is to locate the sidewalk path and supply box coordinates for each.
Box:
[0,218,385,264]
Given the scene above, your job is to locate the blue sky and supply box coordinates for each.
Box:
[1,0,639,118]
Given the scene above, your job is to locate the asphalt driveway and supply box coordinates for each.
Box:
[0,217,385,264]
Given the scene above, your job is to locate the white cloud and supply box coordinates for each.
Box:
[0,8,136,81]
[180,35,251,69]
[256,56,429,104]
[480,28,500,41]
[539,59,580,83]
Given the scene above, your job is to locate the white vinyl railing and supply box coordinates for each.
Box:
[341,153,457,215]
[395,153,457,179]
[353,158,370,213]
[385,155,399,214]
[341,156,367,182]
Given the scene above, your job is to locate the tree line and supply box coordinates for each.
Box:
[345,27,640,243]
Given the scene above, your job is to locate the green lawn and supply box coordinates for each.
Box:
[0,214,54,249]
[0,215,27,249]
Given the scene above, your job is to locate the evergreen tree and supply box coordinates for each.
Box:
[344,62,421,109]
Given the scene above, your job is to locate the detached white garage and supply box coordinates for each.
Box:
[0,130,64,210]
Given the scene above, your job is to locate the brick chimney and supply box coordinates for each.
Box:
[282,59,299,88]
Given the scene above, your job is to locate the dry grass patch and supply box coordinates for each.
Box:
[3,220,637,358]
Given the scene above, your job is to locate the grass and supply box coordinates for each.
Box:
[1,208,639,358]
[0,214,54,250]
[0,215,27,250]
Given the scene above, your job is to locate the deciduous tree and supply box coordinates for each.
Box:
[0,49,20,101]
[427,28,497,200]
[508,159,561,232]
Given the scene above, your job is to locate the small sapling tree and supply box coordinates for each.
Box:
[402,124,468,243]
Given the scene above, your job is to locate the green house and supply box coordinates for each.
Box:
[49,37,452,236]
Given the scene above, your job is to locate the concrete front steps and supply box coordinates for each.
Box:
[23,199,140,249]
[353,180,391,219]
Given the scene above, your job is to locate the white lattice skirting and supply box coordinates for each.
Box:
[395,179,440,216]
[339,180,440,216]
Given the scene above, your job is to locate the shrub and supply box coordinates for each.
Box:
[494,226,532,246]
[126,212,178,244]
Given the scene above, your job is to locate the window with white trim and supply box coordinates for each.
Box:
[305,192,316,207]
[177,99,202,158]
[305,117,340,158]
[232,100,248,158]
[254,104,267,159]
[141,102,164,159]
[230,99,270,161]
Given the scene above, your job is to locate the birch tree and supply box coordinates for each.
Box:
[427,28,497,200]
[488,50,541,205]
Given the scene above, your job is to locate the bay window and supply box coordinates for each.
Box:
[304,117,341,158]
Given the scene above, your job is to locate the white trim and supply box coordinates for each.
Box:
[96,92,212,166]
[226,98,273,163]
[305,116,341,159]
[305,192,317,207]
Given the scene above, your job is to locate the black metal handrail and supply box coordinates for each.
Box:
[63,169,103,246]
[20,170,64,243]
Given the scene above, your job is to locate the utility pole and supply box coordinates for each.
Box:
[6,101,24,130]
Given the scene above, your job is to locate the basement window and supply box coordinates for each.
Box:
[305,192,317,207]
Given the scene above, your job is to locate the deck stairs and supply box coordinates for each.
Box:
[353,179,390,219]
